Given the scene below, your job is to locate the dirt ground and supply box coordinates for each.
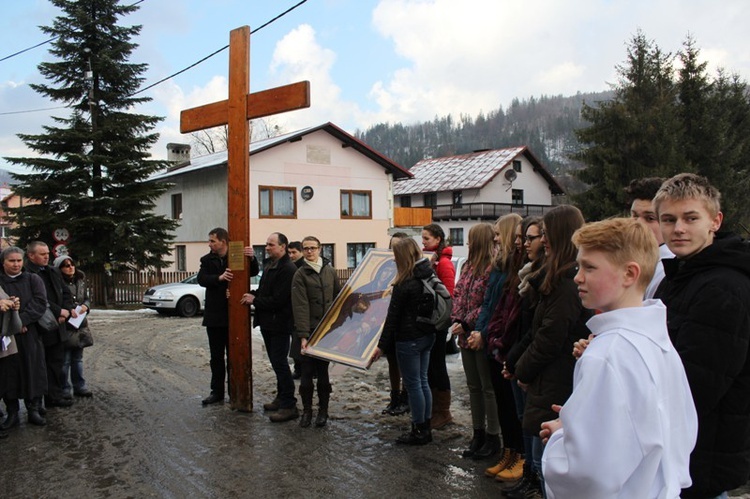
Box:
[2,309,749,498]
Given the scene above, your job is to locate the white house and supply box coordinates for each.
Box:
[149,122,412,272]
[392,146,564,258]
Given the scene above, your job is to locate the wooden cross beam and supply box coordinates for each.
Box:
[180,26,310,412]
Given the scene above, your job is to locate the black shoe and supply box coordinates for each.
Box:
[62,392,74,400]
[396,422,431,445]
[269,407,299,423]
[382,390,399,415]
[300,408,313,428]
[473,433,501,460]
[462,429,486,458]
[28,410,46,426]
[47,397,73,408]
[201,393,224,406]
[315,408,329,427]
[74,389,93,398]
[0,411,19,431]
[292,370,301,380]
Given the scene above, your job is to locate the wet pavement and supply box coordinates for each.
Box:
[2,310,749,498]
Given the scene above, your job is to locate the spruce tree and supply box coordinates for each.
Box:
[4,0,176,271]
[573,31,685,221]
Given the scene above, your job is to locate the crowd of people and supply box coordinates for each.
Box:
[3,171,748,499]
[198,172,749,499]
[0,242,93,438]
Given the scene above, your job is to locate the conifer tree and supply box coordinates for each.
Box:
[573,31,685,220]
[4,0,176,271]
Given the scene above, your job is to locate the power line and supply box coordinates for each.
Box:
[0,0,146,63]
[2,0,309,114]
[132,0,308,96]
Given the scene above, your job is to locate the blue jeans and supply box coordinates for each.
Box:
[532,436,547,498]
[260,329,296,409]
[396,334,435,424]
[62,347,86,394]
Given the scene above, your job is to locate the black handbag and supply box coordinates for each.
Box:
[66,324,94,349]
[38,306,59,333]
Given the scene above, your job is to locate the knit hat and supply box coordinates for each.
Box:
[53,255,73,268]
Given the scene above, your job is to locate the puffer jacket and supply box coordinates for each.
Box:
[514,266,592,433]
[656,233,750,498]
[378,258,438,353]
[291,258,341,339]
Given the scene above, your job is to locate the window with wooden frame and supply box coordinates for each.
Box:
[175,245,186,271]
[340,190,372,219]
[259,186,297,218]
[171,193,183,220]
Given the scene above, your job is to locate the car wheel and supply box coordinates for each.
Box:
[176,296,200,317]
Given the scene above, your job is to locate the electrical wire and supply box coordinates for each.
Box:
[1,0,309,113]
[0,0,145,63]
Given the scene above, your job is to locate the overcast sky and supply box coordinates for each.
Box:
[1,0,749,174]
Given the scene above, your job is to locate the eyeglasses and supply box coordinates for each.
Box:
[60,262,75,268]
[302,246,319,252]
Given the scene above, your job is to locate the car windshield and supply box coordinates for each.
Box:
[183,274,199,285]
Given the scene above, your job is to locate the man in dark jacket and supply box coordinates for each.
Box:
[197,227,259,406]
[25,241,74,411]
[241,232,298,422]
[654,173,750,498]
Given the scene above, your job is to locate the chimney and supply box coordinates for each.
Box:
[167,143,191,164]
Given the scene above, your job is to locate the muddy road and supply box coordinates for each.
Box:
[3,310,749,498]
[2,310,503,498]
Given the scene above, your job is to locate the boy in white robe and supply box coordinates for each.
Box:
[540,217,697,499]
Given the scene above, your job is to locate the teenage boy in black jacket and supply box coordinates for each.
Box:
[655,173,750,498]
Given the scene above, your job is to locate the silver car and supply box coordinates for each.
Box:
[143,273,262,317]
[142,274,205,317]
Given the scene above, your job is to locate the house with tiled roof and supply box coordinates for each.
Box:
[148,122,412,271]
[392,146,563,257]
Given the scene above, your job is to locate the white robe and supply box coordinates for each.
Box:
[542,300,697,499]
[644,244,675,300]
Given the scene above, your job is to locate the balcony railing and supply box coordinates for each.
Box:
[430,202,554,221]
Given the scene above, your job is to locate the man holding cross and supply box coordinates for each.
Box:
[179,25,309,410]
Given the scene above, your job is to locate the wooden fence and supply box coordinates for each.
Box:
[87,268,356,307]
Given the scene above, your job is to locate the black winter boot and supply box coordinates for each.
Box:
[462,429,486,458]
[27,398,46,426]
[0,399,20,431]
[382,390,399,415]
[315,385,331,427]
[472,432,501,460]
[299,385,314,428]
[392,390,410,415]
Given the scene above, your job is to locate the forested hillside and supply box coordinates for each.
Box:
[355,91,613,178]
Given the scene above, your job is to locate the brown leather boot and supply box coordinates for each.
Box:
[430,390,453,430]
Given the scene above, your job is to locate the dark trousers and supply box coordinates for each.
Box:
[206,327,229,396]
[299,356,331,398]
[428,331,451,391]
[489,360,524,451]
[44,341,65,400]
[261,329,296,409]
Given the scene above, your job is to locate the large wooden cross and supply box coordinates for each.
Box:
[180,26,310,411]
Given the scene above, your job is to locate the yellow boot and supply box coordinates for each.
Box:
[484,448,513,477]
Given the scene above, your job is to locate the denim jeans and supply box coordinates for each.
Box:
[533,435,548,498]
[396,334,435,424]
[260,329,296,409]
[62,347,86,394]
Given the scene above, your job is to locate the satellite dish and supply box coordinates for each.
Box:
[504,169,517,182]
